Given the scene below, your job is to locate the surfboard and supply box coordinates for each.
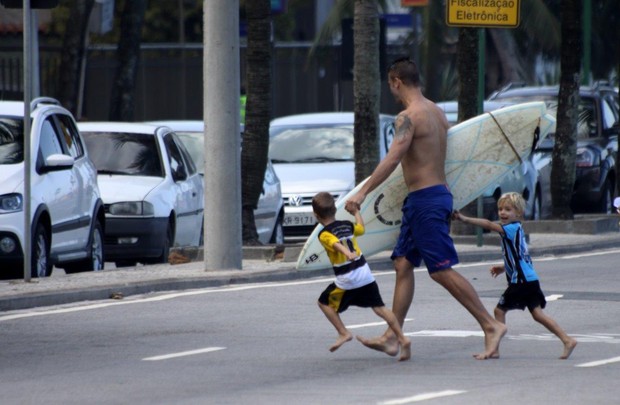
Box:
[296,101,556,271]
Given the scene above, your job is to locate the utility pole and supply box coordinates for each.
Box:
[203,0,242,270]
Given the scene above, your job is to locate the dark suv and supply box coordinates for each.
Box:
[489,83,619,214]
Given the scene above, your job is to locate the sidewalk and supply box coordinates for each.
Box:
[1,219,619,311]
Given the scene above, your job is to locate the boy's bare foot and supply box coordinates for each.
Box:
[329,333,353,352]
[356,335,399,357]
[398,339,412,361]
[560,338,577,359]
[473,322,507,360]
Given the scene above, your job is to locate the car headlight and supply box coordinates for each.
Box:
[0,193,23,213]
[108,201,154,216]
[576,147,598,168]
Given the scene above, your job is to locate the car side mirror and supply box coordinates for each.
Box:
[39,153,74,173]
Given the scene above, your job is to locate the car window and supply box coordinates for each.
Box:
[176,132,204,175]
[164,134,187,181]
[171,133,197,176]
[0,118,23,164]
[601,99,617,130]
[82,132,164,177]
[56,114,84,159]
[269,125,354,163]
[38,118,66,159]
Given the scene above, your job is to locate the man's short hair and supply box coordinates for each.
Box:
[388,57,421,87]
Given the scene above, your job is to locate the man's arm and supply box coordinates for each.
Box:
[345,113,413,212]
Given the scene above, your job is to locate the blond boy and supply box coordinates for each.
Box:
[453,192,577,359]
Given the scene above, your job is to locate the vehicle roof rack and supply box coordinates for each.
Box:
[30,97,60,110]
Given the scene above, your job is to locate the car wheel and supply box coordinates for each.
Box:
[599,179,614,214]
[31,223,52,278]
[64,219,105,274]
[269,214,284,245]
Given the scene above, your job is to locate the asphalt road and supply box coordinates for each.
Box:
[1,249,619,404]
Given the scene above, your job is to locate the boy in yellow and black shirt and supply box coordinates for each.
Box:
[312,192,411,361]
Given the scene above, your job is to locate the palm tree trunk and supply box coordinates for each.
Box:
[109,0,147,121]
[242,0,272,244]
[551,0,582,219]
[352,0,380,184]
[57,0,95,117]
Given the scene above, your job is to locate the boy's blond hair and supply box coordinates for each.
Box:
[497,192,526,217]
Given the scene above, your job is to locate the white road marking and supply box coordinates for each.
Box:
[348,318,414,329]
[409,330,483,338]
[546,294,563,301]
[378,390,467,404]
[142,347,225,361]
[576,356,620,368]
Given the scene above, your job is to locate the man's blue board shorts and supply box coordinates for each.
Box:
[391,184,459,273]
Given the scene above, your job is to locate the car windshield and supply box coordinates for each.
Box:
[175,132,204,175]
[493,95,596,139]
[0,118,24,164]
[82,131,164,177]
[269,125,354,163]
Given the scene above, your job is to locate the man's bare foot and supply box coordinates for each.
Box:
[473,323,507,360]
[330,333,353,352]
[560,338,577,360]
[356,335,399,357]
[398,339,412,361]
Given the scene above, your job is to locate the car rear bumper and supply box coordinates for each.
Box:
[103,217,168,260]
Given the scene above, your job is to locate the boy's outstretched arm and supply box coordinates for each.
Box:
[353,210,364,228]
[453,210,504,234]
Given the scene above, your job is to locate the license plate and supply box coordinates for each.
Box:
[283,213,316,227]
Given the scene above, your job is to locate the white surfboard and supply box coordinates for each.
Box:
[296,101,556,270]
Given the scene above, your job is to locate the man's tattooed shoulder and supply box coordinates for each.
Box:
[395,113,413,139]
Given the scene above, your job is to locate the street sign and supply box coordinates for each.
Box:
[446,0,520,28]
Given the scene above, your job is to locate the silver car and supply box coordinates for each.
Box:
[269,112,395,242]
[150,121,285,245]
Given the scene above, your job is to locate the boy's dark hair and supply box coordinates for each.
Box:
[388,57,421,87]
[312,192,336,219]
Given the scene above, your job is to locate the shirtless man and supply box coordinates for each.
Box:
[344,57,506,360]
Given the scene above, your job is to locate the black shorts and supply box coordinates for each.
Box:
[318,281,385,313]
[497,280,547,312]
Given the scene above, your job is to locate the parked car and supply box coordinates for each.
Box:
[489,83,620,214]
[78,122,204,267]
[269,112,395,241]
[149,120,285,245]
[436,100,543,220]
[0,98,105,278]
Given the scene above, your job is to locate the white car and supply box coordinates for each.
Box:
[149,120,285,245]
[79,122,204,267]
[0,98,105,278]
[269,112,395,242]
[436,100,542,220]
